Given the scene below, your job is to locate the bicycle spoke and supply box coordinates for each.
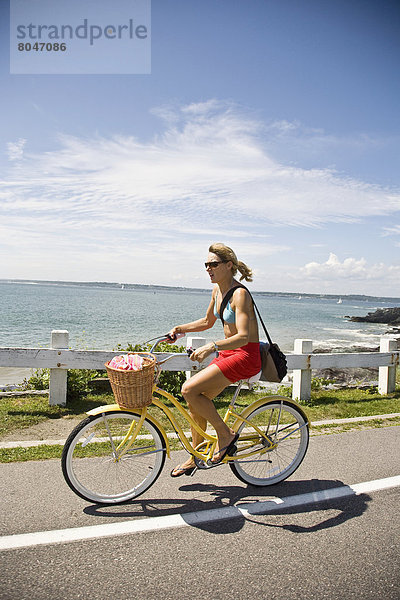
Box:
[230,400,309,486]
[62,412,166,504]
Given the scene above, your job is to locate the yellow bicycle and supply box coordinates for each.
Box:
[62,335,309,504]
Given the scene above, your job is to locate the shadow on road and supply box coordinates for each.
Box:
[84,477,371,535]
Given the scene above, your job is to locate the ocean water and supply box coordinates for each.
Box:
[1,281,398,385]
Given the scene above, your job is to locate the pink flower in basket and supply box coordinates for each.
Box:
[109,354,144,371]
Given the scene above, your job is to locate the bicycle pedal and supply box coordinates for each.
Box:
[194,459,211,470]
[205,458,225,468]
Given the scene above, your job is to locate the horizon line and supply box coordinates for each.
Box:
[1,278,400,303]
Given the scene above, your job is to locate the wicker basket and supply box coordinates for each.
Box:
[105,353,156,409]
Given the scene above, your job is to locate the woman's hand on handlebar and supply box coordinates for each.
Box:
[189,343,214,364]
[166,328,185,344]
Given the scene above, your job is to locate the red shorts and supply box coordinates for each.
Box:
[210,342,261,383]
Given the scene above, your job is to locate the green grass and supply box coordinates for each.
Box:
[1,387,399,438]
[0,437,186,463]
[0,392,114,438]
[0,384,399,462]
[0,444,64,462]
[298,386,400,422]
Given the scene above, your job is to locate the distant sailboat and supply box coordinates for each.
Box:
[298,295,302,300]
[337,298,342,304]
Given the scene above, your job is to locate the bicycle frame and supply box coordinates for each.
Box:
[87,379,309,465]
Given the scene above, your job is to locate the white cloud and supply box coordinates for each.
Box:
[7,138,26,161]
[301,252,400,282]
[262,118,400,161]
[1,101,400,289]
[383,225,400,236]
[2,103,399,227]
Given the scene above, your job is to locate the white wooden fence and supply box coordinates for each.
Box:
[0,330,398,406]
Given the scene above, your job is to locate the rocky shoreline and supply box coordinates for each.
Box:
[346,306,400,332]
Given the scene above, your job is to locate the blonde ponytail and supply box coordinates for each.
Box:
[237,260,253,282]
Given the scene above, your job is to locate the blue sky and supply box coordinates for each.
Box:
[1,0,400,295]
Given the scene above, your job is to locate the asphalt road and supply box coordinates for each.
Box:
[1,426,399,600]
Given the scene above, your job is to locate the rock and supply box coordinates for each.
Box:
[314,346,379,354]
[313,343,391,386]
[348,307,400,324]
[314,367,378,385]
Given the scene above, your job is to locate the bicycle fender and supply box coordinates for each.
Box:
[233,395,310,429]
[86,403,171,457]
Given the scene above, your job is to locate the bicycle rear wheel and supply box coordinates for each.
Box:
[230,399,309,486]
[62,410,166,504]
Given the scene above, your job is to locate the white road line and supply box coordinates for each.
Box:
[1,475,399,551]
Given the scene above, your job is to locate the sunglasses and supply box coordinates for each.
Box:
[204,260,227,269]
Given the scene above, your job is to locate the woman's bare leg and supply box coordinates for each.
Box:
[181,365,236,460]
[190,409,207,451]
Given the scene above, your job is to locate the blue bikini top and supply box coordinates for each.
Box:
[214,297,236,324]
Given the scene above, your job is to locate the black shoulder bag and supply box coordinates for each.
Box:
[219,285,287,383]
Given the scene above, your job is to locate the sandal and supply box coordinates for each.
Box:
[170,464,196,478]
[208,433,239,466]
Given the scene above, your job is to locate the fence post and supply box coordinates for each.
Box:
[378,337,397,395]
[186,337,207,379]
[292,339,313,402]
[49,330,69,406]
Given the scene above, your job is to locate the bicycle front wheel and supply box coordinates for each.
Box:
[62,410,166,504]
[230,399,309,487]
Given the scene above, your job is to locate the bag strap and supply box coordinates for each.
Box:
[219,284,273,346]
[218,285,241,325]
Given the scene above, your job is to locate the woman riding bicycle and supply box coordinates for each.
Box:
[168,242,261,477]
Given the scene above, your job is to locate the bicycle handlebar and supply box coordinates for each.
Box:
[148,333,185,353]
